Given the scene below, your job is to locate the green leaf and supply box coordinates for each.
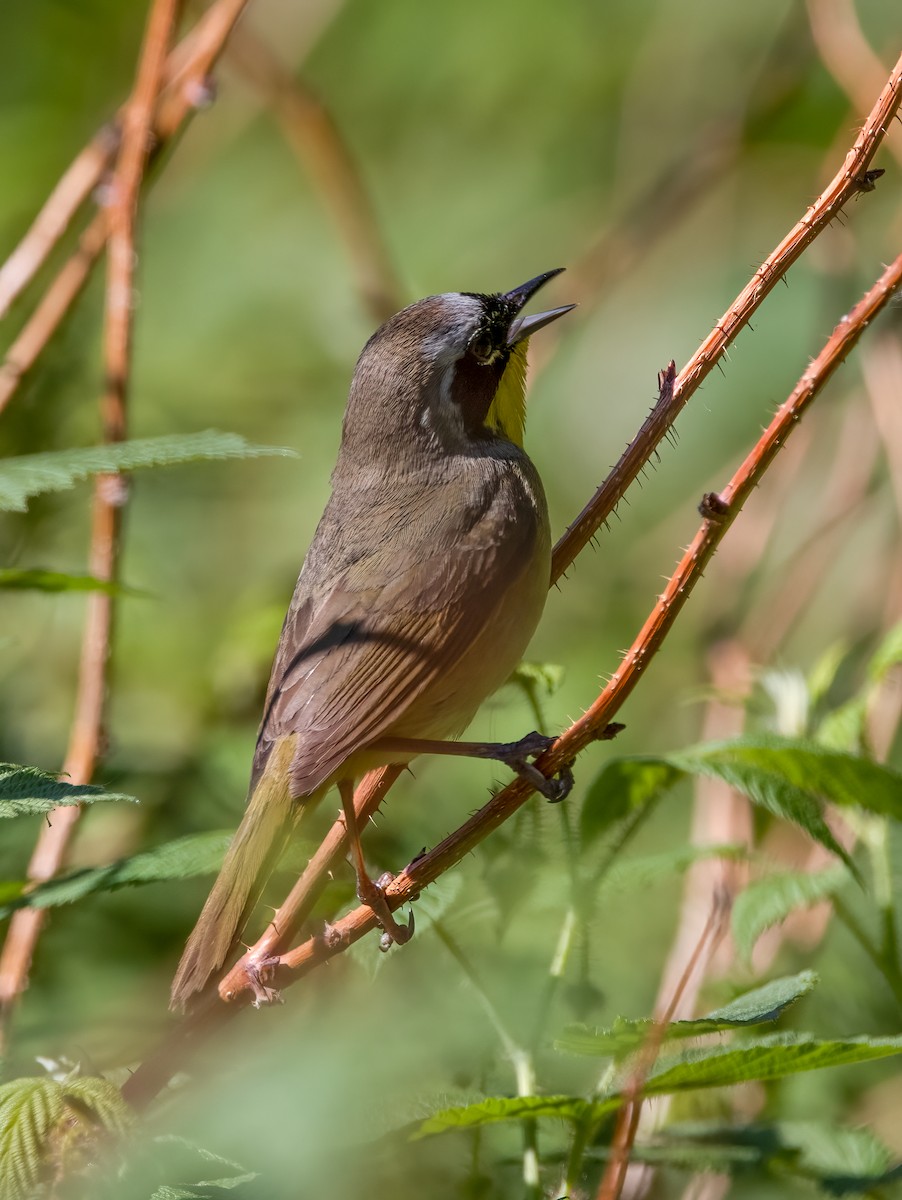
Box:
[699,970,818,1025]
[816,699,868,753]
[657,1119,900,1194]
[508,660,565,697]
[0,431,294,512]
[556,972,818,1057]
[60,1076,134,1133]
[0,763,135,818]
[0,568,146,595]
[580,758,684,848]
[0,832,232,917]
[807,642,848,706]
[673,735,902,820]
[732,867,850,961]
[643,1033,902,1095]
[868,620,902,682]
[0,1078,62,1200]
[138,1136,257,1197]
[410,1094,591,1140]
[599,844,747,896]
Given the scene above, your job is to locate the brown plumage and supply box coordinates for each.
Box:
[170,272,573,1010]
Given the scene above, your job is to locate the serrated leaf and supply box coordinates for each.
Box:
[700,971,818,1025]
[0,1078,63,1200]
[643,1033,902,1095]
[0,568,146,596]
[0,832,232,917]
[672,735,902,820]
[556,972,817,1057]
[61,1076,134,1133]
[410,1094,592,1140]
[580,758,684,848]
[599,844,747,896]
[0,763,135,818]
[732,867,850,961]
[0,431,294,512]
[658,1119,900,1194]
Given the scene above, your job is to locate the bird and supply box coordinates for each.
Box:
[170,269,575,1010]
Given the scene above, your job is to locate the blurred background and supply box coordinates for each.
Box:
[0,0,900,1196]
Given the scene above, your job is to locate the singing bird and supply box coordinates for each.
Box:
[171,269,574,1009]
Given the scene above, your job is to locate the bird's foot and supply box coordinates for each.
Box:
[245,954,283,1008]
[492,731,575,803]
[356,870,415,951]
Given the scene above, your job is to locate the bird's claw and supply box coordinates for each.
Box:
[497,731,574,802]
[357,871,415,950]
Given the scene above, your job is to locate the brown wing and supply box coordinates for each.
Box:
[252,475,543,798]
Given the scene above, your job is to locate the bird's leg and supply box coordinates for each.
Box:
[338,778,414,950]
[372,732,574,802]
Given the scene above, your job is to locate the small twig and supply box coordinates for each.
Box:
[0,0,181,1044]
[596,896,731,1200]
[225,25,404,323]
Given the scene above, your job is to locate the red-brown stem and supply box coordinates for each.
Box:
[597,899,730,1200]
[0,0,182,1041]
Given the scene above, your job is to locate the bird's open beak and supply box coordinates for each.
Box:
[504,268,576,345]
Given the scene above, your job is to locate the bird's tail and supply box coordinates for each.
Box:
[170,737,298,1011]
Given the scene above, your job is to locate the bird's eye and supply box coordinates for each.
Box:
[469,334,495,363]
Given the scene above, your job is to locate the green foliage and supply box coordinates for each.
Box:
[408,1033,902,1140]
[731,866,851,962]
[0,568,145,595]
[630,1120,901,1194]
[580,757,682,848]
[0,832,232,917]
[643,1032,902,1093]
[556,971,818,1057]
[0,1074,132,1200]
[0,432,294,512]
[0,763,135,818]
[585,736,902,874]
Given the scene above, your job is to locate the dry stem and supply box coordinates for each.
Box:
[597,898,731,1200]
[0,0,182,1042]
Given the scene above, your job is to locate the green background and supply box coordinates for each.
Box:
[0,1,900,1196]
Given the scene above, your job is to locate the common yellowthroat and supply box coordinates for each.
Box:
[171,269,574,1009]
